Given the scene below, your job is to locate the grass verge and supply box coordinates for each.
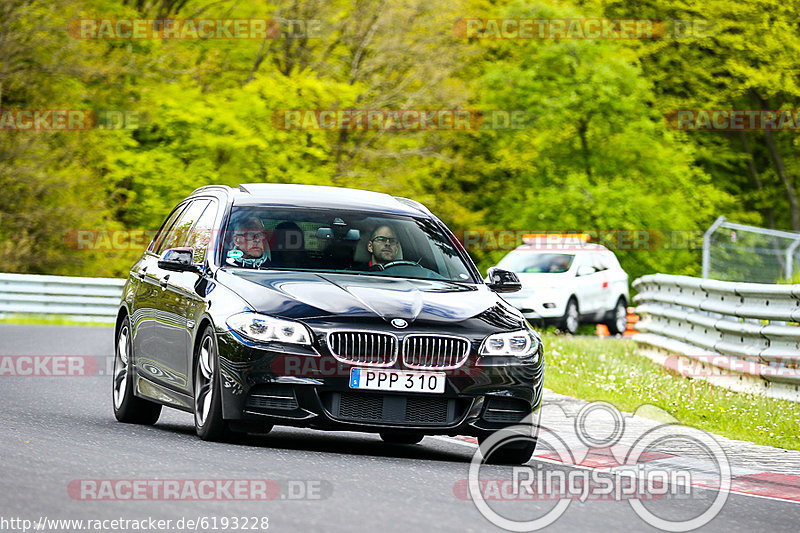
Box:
[542,332,800,451]
[0,314,113,327]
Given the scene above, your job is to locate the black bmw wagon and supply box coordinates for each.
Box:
[113,184,543,463]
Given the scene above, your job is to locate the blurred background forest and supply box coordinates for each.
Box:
[2,0,799,283]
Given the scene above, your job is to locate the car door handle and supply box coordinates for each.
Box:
[160,275,170,289]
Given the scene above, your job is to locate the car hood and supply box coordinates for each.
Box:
[217,270,502,324]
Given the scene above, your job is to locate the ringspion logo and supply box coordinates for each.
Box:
[465,402,730,531]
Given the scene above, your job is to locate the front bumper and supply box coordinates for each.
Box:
[214,329,544,437]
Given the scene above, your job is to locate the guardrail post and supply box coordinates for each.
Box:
[785,237,800,280]
[702,216,726,279]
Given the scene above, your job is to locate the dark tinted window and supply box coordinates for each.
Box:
[221,206,475,282]
[497,252,575,273]
[157,200,210,254]
[187,200,218,262]
[149,203,189,253]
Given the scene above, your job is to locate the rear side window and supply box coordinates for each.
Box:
[149,203,189,254]
[602,251,622,270]
[187,200,219,263]
[157,200,211,254]
[591,253,609,272]
[575,253,598,274]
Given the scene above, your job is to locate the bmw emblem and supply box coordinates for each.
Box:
[391,318,408,329]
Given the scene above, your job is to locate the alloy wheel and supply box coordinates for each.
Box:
[195,335,215,428]
[614,302,627,333]
[565,301,579,335]
[113,324,129,410]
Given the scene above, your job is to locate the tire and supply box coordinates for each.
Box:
[112,316,162,425]
[605,298,628,335]
[193,325,231,441]
[559,298,579,335]
[380,432,424,445]
[478,434,537,465]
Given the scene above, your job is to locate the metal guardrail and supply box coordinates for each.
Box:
[0,273,124,323]
[633,273,800,402]
[3,270,799,401]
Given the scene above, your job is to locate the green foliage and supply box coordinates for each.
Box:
[2,0,798,283]
[107,73,360,230]
[465,0,740,281]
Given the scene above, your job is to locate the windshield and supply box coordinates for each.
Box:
[220,207,475,282]
[497,252,575,274]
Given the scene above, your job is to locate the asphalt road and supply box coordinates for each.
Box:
[1,324,798,532]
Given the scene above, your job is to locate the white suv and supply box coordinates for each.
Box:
[491,235,629,335]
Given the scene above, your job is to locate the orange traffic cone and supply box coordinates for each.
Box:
[596,324,610,337]
[624,307,638,337]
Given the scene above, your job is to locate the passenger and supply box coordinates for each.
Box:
[549,256,570,273]
[271,221,308,268]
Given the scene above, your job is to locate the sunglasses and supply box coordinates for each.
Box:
[233,231,266,242]
[371,236,398,245]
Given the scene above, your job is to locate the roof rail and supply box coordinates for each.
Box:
[393,196,430,215]
[190,185,230,196]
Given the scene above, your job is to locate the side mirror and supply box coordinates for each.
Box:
[486,267,522,293]
[158,247,200,273]
[576,265,595,277]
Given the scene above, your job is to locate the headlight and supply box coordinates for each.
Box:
[227,312,312,345]
[479,330,539,358]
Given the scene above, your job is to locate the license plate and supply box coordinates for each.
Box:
[349,368,445,394]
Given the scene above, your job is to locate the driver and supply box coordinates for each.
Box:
[350,224,400,271]
[549,255,570,273]
[367,224,400,267]
[226,214,271,268]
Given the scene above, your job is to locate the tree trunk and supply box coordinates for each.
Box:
[763,128,800,230]
[752,90,800,230]
[740,131,775,229]
[577,118,592,181]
